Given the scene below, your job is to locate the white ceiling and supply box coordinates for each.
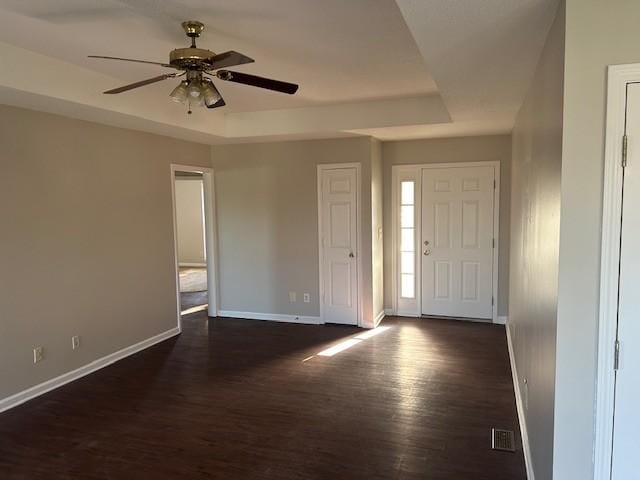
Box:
[0,0,559,144]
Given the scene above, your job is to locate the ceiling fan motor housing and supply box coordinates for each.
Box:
[169,48,217,70]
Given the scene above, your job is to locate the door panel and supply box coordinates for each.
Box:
[434,261,451,299]
[611,82,640,479]
[461,200,480,248]
[320,168,358,325]
[330,262,352,306]
[329,203,351,247]
[462,261,480,301]
[421,166,495,319]
[434,202,451,247]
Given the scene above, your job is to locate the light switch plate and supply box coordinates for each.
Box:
[33,346,43,363]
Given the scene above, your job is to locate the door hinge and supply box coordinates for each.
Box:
[492,238,495,249]
[622,134,628,168]
[493,179,496,189]
[491,296,495,306]
[614,339,621,370]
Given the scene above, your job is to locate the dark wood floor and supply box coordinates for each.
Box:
[0,315,526,479]
[180,290,208,310]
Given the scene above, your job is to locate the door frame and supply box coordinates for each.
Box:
[317,163,363,327]
[170,164,219,330]
[594,64,640,480]
[391,161,500,323]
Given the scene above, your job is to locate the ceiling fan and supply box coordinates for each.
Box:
[89,20,299,114]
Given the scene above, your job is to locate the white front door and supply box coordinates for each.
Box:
[319,167,358,325]
[611,82,640,479]
[420,166,495,319]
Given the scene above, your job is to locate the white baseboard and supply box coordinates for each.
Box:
[179,262,206,268]
[218,310,323,325]
[506,322,535,480]
[373,310,385,327]
[0,327,180,414]
[495,315,508,325]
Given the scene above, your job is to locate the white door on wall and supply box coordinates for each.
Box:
[319,167,358,325]
[421,166,495,319]
[611,82,640,479]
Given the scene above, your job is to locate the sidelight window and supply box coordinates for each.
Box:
[400,181,415,299]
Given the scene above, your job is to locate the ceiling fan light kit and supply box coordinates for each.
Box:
[169,81,189,104]
[89,20,298,114]
[201,80,222,106]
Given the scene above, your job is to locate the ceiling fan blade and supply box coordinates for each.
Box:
[207,51,254,70]
[216,70,298,95]
[103,73,179,94]
[89,55,177,69]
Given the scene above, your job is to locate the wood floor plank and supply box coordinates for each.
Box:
[0,316,526,479]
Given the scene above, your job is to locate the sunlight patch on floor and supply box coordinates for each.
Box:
[317,338,362,357]
[354,326,391,340]
[314,326,392,358]
[181,304,208,316]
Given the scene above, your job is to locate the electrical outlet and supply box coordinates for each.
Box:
[289,291,297,303]
[33,346,44,364]
[71,335,80,350]
[303,293,310,303]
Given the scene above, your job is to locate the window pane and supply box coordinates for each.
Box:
[401,274,415,298]
[400,205,414,228]
[401,252,414,274]
[401,181,414,205]
[401,228,414,252]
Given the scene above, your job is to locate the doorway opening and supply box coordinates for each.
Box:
[170,164,218,325]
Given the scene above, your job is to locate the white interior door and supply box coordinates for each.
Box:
[421,166,495,319]
[611,82,640,479]
[320,167,358,325]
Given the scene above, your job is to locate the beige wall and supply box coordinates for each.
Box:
[510,3,565,479]
[371,139,384,319]
[175,178,205,265]
[555,1,640,478]
[210,137,377,326]
[382,135,512,316]
[0,105,210,401]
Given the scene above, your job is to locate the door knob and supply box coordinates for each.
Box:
[423,240,431,256]
[349,251,355,258]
